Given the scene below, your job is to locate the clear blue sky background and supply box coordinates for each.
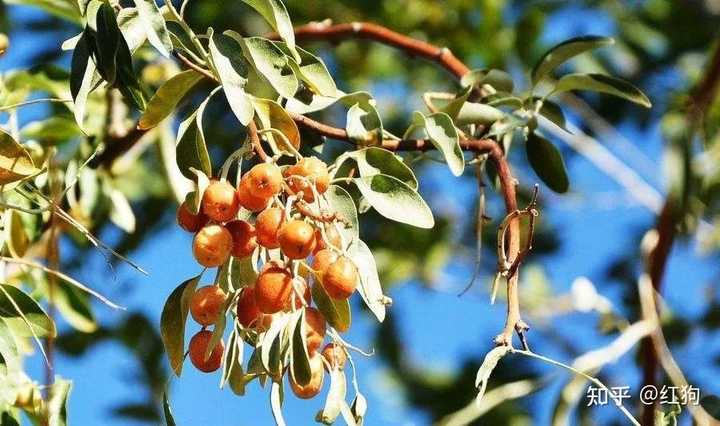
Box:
[2,3,718,425]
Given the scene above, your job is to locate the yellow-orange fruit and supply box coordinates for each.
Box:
[255,207,284,249]
[190,285,227,326]
[311,249,338,278]
[189,330,224,373]
[177,201,209,232]
[304,307,326,354]
[237,178,270,212]
[246,163,283,198]
[236,287,262,328]
[322,257,358,299]
[284,277,312,310]
[290,352,324,399]
[202,180,240,222]
[313,224,342,254]
[193,224,232,267]
[321,343,347,371]
[278,220,316,260]
[225,220,257,258]
[254,266,293,314]
[284,157,329,202]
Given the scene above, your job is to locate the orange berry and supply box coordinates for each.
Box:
[190,285,227,326]
[177,201,208,232]
[225,220,257,258]
[189,330,224,373]
[321,343,347,370]
[193,224,232,267]
[322,257,358,299]
[254,266,293,314]
[284,277,311,310]
[311,249,338,278]
[255,207,284,249]
[202,180,240,222]
[236,287,262,328]
[278,220,316,259]
[237,177,270,212]
[313,224,342,254]
[284,157,329,202]
[290,352,324,399]
[304,307,326,355]
[246,163,283,198]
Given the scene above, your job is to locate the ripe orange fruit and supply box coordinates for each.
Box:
[177,201,208,232]
[246,163,283,199]
[321,343,347,370]
[236,287,262,328]
[255,207,284,249]
[190,285,227,326]
[278,220,316,259]
[313,224,342,253]
[290,352,324,399]
[304,307,326,354]
[284,157,330,202]
[254,266,293,314]
[202,180,240,222]
[311,249,338,278]
[189,330,224,373]
[225,220,257,258]
[284,277,311,310]
[236,177,270,212]
[323,257,358,299]
[193,224,233,267]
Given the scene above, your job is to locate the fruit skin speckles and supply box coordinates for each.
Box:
[192,224,233,267]
[246,163,283,198]
[202,180,240,222]
[177,201,209,233]
[190,285,227,326]
[284,157,330,202]
[255,207,284,249]
[278,220,316,259]
[236,177,270,212]
[189,330,224,373]
[225,220,257,258]
[254,266,294,314]
[322,257,359,299]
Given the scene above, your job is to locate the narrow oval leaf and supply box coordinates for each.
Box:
[251,97,301,151]
[4,210,29,258]
[346,147,417,189]
[353,174,434,229]
[346,103,383,146]
[261,312,290,378]
[455,103,505,127]
[347,240,385,323]
[311,282,351,333]
[475,346,510,403]
[176,91,216,179]
[241,0,300,63]
[209,31,254,126]
[163,391,176,426]
[94,3,121,84]
[526,132,569,193]
[274,42,336,96]
[412,112,464,176]
[0,129,40,186]
[553,73,651,108]
[131,0,172,57]
[290,310,311,386]
[138,70,204,130]
[317,368,347,424]
[323,185,359,243]
[270,380,287,426]
[240,37,298,99]
[531,36,615,85]
[461,69,514,93]
[0,284,55,338]
[160,275,201,376]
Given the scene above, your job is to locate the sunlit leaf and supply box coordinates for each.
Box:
[531,35,614,85]
[240,36,298,99]
[131,0,172,57]
[347,240,385,322]
[241,0,300,62]
[160,275,201,376]
[0,284,55,338]
[553,73,651,108]
[0,129,40,186]
[251,97,301,152]
[353,174,434,229]
[274,42,336,96]
[412,111,464,176]
[311,281,351,332]
[209,31,254,126]
[139,70,204,130]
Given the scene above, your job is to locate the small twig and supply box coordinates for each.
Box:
[247,120,268,162]
[174,51,217,81]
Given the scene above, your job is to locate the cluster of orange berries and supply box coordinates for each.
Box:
[176,157,357,398]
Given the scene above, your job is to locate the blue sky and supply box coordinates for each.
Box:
[3,3,719,425]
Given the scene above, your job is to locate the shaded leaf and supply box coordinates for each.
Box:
[163,391,176,426]
[0,129,40,186]
[553,73,651,108]
[139,70,204,130]
[176,91,215,179]
[0,284,55,338]
[274,42,336,96]
[532,35,614,85]
[251,97,300,151]
[290,310,311,386]
[311,282,351,332]
[160,275,201,376]
[526,132,569,193]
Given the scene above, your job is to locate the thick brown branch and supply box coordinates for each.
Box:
[287,21,470,79]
